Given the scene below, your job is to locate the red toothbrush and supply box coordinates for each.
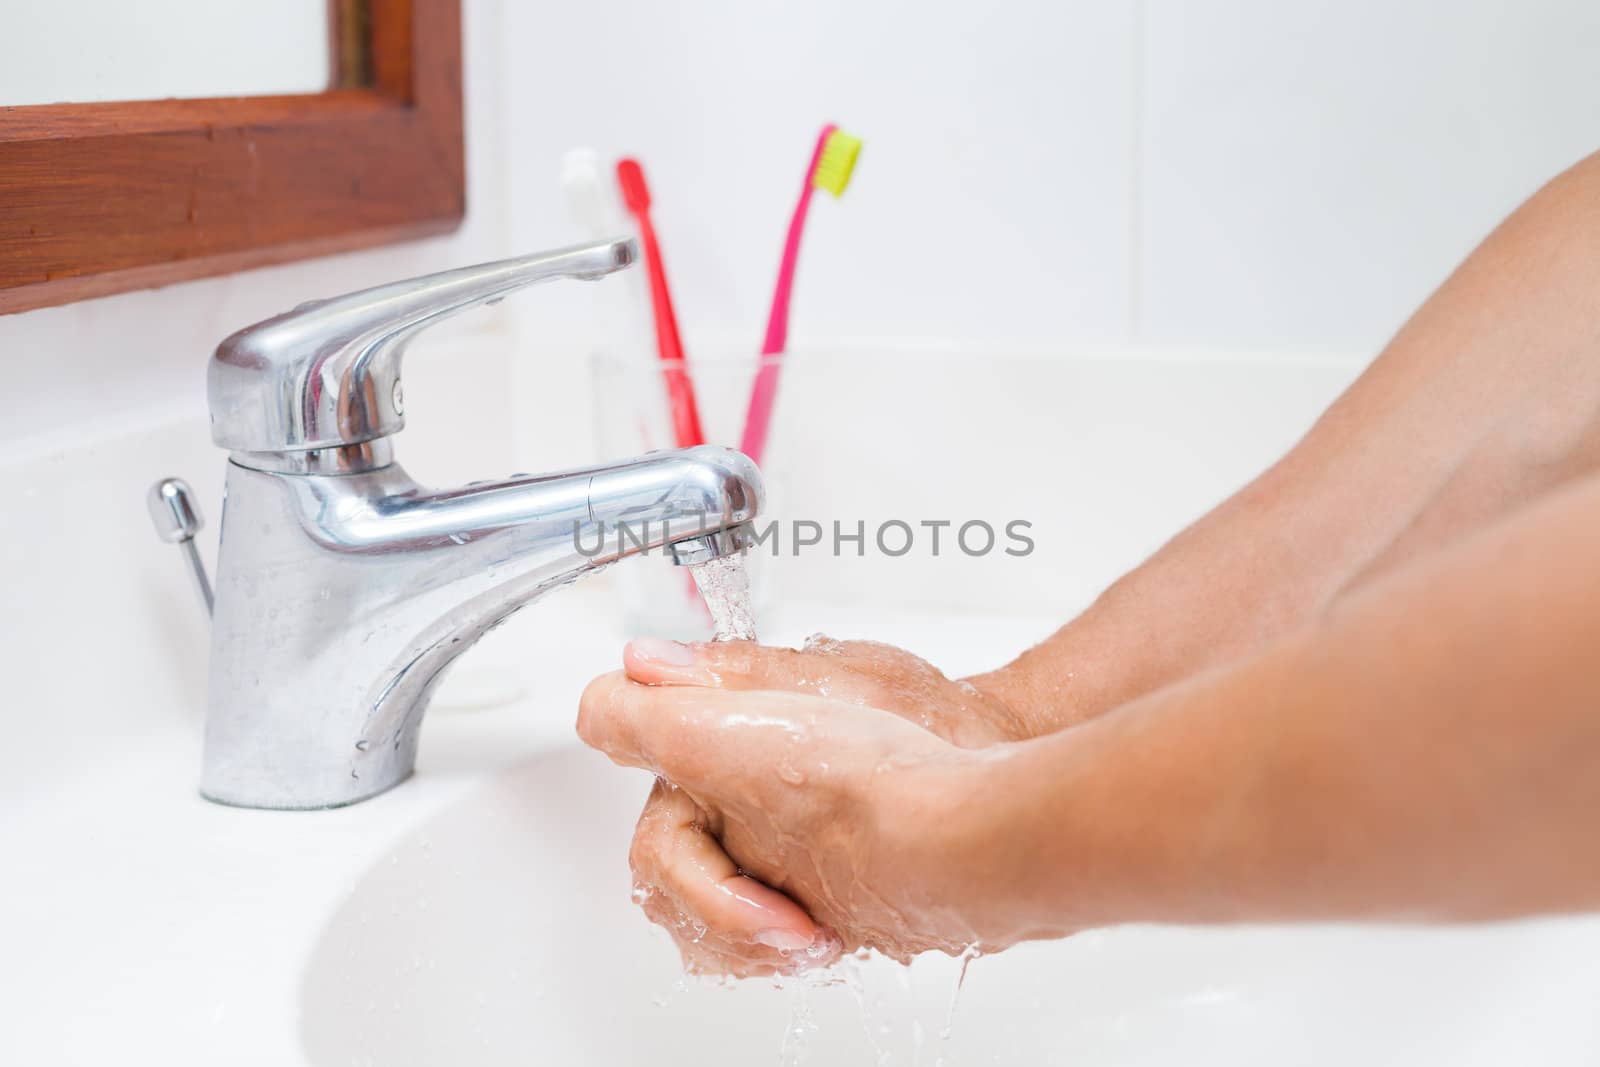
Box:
[616,159,705,449]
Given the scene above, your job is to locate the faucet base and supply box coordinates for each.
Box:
[200,720,423,809]
[199,768,416,811]
[199,726,423,810]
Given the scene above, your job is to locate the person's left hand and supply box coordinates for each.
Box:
[577,640,1016,977]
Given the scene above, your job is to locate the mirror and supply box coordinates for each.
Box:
[1,1,339,107]
[0,0,464,316]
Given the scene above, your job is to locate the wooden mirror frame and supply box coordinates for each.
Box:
[0,0,463,315]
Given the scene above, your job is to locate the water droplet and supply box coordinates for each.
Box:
[802,633,843,654]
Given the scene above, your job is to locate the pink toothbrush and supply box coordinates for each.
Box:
[739,124,862,465]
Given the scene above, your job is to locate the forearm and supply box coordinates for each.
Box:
[976,148,1600,732]
[962,474,1600,938]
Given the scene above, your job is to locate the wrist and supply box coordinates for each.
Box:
[939,715,1208,942]
[906,741,1094,948]
[962,618,1108,739]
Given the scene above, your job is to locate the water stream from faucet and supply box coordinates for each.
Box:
[686,551,833,1065]
[685,554,758,642]
[675,553,976,1064]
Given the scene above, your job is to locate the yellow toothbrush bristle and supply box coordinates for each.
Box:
[812,129,862,196]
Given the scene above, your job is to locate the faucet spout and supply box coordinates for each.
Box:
[200,445,761,810]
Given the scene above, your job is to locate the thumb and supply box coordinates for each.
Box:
[623,637,829,692]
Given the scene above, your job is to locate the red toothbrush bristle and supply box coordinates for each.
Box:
[615,159,651,213]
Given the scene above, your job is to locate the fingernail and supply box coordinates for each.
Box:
[629,637,697,666]
[753,928,814,952]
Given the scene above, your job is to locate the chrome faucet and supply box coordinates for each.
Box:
[149,239,762,810]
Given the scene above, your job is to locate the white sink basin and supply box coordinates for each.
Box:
[300,745,1600,1066]
[10,398,1600,1064]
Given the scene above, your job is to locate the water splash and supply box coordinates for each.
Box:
[777,980,819,1066]
[773,958,862,1066]
[679,553,978,1065]
[933,944,983,1066]
[687,554,757,641]
[643,553,764,1015]
[840,952,896,1066]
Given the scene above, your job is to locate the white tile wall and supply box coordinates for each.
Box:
[498,0,1139,468]
[1139,0,1600,353]
[5,0,1599,460]
[501,0,1139,345]
[4,1,1596,674]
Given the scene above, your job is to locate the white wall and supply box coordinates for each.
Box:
[509,0,1599,352]
[497,0,1600,471]
[0,0,1596,640]
[504,0,1138,355]
[4,0,1598,458]
[1138,0,1600,352]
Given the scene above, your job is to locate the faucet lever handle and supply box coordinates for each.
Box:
[147,477,214,617]
[206,237,637,460]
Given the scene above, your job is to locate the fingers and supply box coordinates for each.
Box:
[625,637,824,692]
[577,671,814,800]
[625,635,937,709]
[630,780,835,976]
[578,662,958,975]
[623,637,1011,748]
[624,637,912,720]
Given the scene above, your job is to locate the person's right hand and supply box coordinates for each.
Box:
[623,634,1035,748]
[600,634,1037,977]
[580,651,1036,977]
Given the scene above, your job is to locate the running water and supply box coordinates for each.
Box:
[687,551,833,1066]
[687,550,830,1062]
[933,945,983,1066]
[777,980,820,1066]
[687,553,758,641]
[677,554,982,1064]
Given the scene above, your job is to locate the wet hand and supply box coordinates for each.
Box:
[578,644,1007,977]
[622,635,1032,749]
[602,634,1024,975]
